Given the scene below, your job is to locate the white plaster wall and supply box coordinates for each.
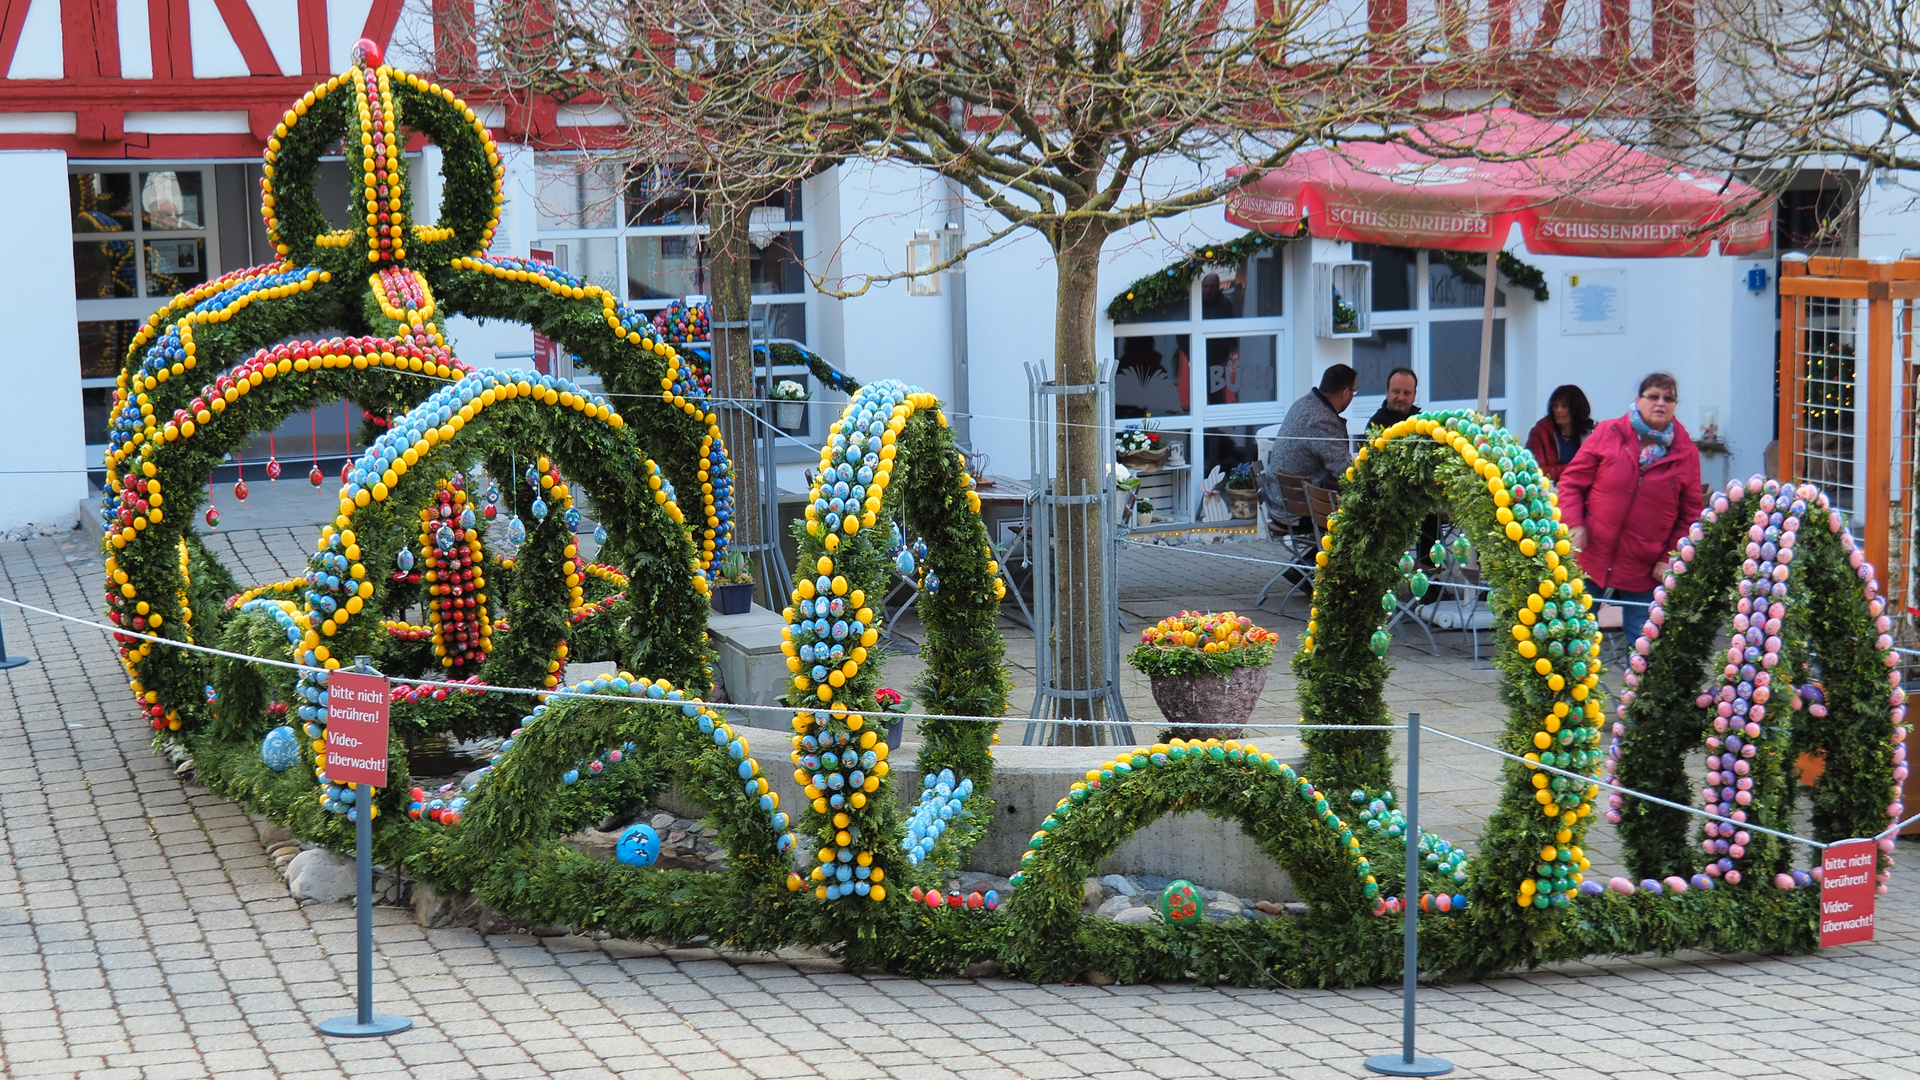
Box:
[1517,249,1759,475]
[0,151,89,529]
[189,0,252,78]
[9,0,62,79]
[820,160,954,396]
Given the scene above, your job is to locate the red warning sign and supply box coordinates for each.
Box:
[324,671,391,788]
[1820,839,1878,947]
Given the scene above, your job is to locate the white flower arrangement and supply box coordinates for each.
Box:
[772,379,811,401]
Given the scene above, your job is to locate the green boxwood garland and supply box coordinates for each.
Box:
[1106,231,1288,323]
[1105,233,1548,324]
[1609,476,1901,887]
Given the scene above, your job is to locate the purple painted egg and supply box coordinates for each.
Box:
[1641,879,1664,894]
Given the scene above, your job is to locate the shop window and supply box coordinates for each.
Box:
[761,303,806,342]
[751,232,806,295]
[78,321,139,379]
[71,173,133,232]
[144,237,207,293]
[1115,333,1192,418]
[627,163,704,226]
[626,234,706,299]
[1355,244,1417,311]
[1201,255,1282,320]
[1355,248,1508,412]
[140,171,203,230]
[541,237,621,295]
[1204,335,1277,404]
[81,387,115,446]
[536,157,621,230]
[1429,257,1504,309]
[1428,318,1506,401]
[1353,327,1413,394]
[1203,424,1265,479]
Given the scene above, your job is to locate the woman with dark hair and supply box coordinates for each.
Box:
[1557,372,1703,609]
[1526,384,1595,482]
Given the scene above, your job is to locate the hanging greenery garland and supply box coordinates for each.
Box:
[1432,250,1552,303]
[1105,232,1548,324]
[1105,231,1289,323]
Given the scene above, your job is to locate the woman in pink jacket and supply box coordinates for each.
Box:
[1555,373,1703,607]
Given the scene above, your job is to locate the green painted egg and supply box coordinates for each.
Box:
[1159,880,1204,924]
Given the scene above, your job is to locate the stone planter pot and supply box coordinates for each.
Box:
[1148,665,1269,742]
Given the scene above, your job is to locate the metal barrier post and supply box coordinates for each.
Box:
[318,657,412,1038]
[1365,712,1451,1077]
[0,610,28,669]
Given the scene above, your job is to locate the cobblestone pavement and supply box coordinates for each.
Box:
[1,525,1917,1080]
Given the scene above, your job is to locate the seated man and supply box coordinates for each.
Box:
[1262,364,1357,535]
[1364,366,1420,437]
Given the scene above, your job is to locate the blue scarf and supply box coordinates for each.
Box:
[1626,404,1673,471]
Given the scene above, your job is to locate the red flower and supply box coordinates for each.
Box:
[875,688,903,707]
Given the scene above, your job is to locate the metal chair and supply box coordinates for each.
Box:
[1253,472,1318,614]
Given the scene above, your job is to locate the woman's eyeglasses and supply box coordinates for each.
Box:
[1639,392,1677,404]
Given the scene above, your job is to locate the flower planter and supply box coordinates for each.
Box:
[1226,487,1260,520]
[774,401,807,432]
[1118,447,1168,471]
[1149,665,1269,742]
[713,581,754,616]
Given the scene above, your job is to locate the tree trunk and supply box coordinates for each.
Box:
[706,203,764,604]
[1051,223,1112,741]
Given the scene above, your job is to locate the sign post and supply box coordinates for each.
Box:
[1819,839,1878,948]
[317,659,413,1038]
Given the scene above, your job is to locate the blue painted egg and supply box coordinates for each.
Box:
[260,726,301,771]
[616,823,661,866]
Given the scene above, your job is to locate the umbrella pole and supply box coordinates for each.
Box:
[1477,256,1501,416]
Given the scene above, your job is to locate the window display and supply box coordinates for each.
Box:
[1114,333,1191,418]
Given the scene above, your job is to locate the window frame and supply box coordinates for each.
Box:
[1353,247,1509,423]
[71,162,229,454]
[1110,249,1292,525]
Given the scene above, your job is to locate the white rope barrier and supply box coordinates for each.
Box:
[1,592,1910,849]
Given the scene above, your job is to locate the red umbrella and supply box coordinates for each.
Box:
[1227,110,1771,409]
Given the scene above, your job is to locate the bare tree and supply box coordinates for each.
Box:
[452,0,863,599]
[441,0,1708,729]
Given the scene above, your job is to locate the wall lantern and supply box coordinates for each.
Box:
[907,228,943,296]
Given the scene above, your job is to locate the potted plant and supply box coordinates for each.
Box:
[1225,462,1260,520]
[875,686,912,750]
[712,551,754,615]
[1133,498,1154,527]
[771,379,810,432]
[1332,287,1360,334]
[1116,425,1167,471]
[1127,611,1276,741]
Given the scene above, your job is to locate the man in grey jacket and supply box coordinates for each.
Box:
[1263,364,1357,534]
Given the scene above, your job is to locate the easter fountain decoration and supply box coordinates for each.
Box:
[96,47,1898,986]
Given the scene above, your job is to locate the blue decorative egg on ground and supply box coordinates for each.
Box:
[260,725,301,771]
[616,823,661,866]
